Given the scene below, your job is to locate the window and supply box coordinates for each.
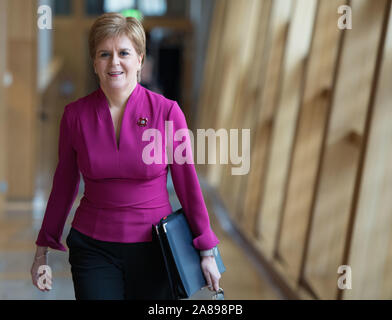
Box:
[104,0,135,13]
[85,0,167,16]
[53,0,72,15]
[138,0,166,16]
[85,0,104,16]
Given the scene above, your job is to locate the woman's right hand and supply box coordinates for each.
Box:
[30,248,52,292]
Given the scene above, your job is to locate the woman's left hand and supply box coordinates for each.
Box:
[201,256,221,292]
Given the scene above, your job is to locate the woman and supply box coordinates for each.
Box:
[30,13,221,300]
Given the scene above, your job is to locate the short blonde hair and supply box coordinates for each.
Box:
[88,13,146,82]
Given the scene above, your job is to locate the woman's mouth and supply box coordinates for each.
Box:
[108,71,124,77]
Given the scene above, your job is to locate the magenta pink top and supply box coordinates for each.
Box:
[35,83,220,252]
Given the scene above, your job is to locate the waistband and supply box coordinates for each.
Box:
[82,173,170,209]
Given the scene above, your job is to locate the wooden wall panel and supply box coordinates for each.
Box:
[195,0,228,179]
[277,0,345,288]
[0,0,8,215]
[343,2,392,300]
[232,0,273,224]
[6,0,38,200]
[219,0,272,219]
[258,0,317,264]
[7,0,35,41]
[199,0,246,190]
[203,0,249,191]
[53,0,87,102]
[196,0,227,177]
[196,0,226,132]
[235,0,280,233]
[250,0,293,247]
[304,0,388,299]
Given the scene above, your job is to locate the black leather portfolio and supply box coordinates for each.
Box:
[153,208,226,299]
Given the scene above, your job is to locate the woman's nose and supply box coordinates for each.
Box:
[111,53,120,65]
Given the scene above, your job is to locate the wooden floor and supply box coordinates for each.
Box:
[0,173,281,300]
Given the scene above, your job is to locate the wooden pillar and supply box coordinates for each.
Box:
[259,0,318,264]
[6,0,38,201]
[0,0,8,215]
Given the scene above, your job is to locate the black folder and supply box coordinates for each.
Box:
[153,208,226,299]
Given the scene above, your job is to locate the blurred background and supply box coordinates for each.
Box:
[0,0,391,300]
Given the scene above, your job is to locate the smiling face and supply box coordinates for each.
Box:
[93,34,143,93]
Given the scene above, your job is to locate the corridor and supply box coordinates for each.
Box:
[1,0,392,300]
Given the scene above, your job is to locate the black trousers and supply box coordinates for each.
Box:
[66,227,174,300]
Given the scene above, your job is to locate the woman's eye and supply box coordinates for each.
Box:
[99,51,129,58]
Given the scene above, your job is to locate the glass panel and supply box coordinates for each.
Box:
[104,0,136,13]
[85,0,180,17]
[164,0,187,17]
[85,0,104,16]
[53,0,71,15]
[138,0,167,16]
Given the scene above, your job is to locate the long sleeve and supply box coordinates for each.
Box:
[35,104,81,252]
[167,102,220,251]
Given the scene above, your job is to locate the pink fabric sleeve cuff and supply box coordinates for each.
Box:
[35,230,67,252]
[192,229,220,251]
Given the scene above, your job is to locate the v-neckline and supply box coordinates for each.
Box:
[99,83,140,152]
[110,107,125,151]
